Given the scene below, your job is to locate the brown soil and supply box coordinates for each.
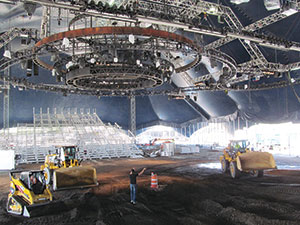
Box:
[1,156,300,225]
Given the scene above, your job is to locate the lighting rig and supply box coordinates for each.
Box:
[0,0,300,97]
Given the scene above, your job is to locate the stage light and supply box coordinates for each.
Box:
[129,34,135,44]
[90,58,96,64]
[62,37,70,47]
[3,50,11,59]
[50,53,59,62]
[156,61,160,68]
[52,69,56,76]
[66,61,74,70]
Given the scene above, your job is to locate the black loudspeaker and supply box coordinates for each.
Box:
[33,62,39,76]
[26,59,32,77]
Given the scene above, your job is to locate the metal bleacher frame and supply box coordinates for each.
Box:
[11,108,141,164]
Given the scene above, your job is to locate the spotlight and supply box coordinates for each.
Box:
[50,53,59,62]
[129,34,135,44]
[62,37,70,47]
[136,59,141,65]
[3,50,11,59]
[90,58,96,64]
[52,69,56,76]
[230,0,250,4]
[264,0,280,11]
[113,57,118,63]
[156,61,160,68]
[66,61,74,69]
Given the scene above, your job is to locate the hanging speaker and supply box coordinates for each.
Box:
[27,59,32,71]
[26,59,32,77]
[33,62,39,76]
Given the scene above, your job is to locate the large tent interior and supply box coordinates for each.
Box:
[0,0,300,224]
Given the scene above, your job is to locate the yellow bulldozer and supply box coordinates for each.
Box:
[7,170,53,217]
[220,140,276,179]
[40,146,98,191]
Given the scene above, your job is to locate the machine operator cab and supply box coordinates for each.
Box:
[228,140,250,153]
[55,146,80,167]
[20,171,46,195]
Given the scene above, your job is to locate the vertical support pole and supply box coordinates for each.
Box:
[129,96,136,136]
[33,107,36,149]
[3,65,10,148]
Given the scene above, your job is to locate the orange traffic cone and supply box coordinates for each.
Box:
[151,172,158,189]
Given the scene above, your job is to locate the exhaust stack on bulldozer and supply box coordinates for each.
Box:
[220,140,277,179]
[41,146,98,190]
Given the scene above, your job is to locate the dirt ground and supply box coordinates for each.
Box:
[1,154,300,225]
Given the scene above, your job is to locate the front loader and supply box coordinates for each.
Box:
[220,140,276,179]
[40,146,98,191]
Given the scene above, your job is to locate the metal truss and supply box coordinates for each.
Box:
[40,6,51,38]
[205,3,299,72]
[66,65,165,91]
[0,28,36,49]
[129,96,136,136]
[206,7,299,49]
[219,6,269,69]
[0,0,299,94]
[2,67,10,148]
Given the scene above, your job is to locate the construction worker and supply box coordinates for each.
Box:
[30,174,44,195]
[129,167,146,204]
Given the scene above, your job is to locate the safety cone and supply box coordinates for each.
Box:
[151,172,158,189]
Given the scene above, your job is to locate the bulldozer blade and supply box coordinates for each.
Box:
[237,152,276,171]
[53,166,98,191]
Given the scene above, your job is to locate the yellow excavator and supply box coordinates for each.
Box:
[7,170,53,217]
[220,140,276,179]
[40,146,98,191]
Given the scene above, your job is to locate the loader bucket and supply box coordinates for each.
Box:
[237,152,276,171]
[53,166,98,191]
[7,196,61,218]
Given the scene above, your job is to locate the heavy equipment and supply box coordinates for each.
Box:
[40,146,98,191]
[220,140,276,179]
[7,170,53,217]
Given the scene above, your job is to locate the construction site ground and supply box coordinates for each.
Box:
[1,151,300,225]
